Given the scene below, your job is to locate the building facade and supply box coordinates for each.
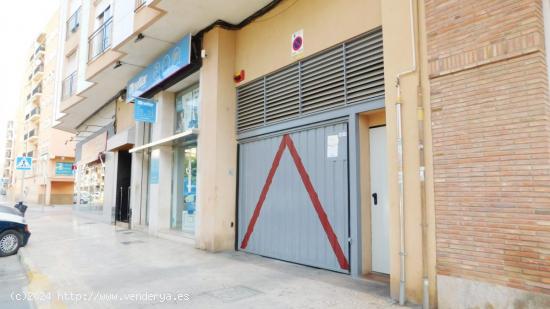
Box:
[2,121,15,196]
[9,11,76,205]
[52,0,550,307]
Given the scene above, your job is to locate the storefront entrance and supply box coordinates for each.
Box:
[171,142,197,234]
[115,150,132,223]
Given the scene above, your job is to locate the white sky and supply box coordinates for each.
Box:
[0,0,59,163]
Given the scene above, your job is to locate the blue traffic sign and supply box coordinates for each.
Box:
[15,156,32,171]
[134,98,157,123]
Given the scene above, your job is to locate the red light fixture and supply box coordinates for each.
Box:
[234,70,245,83]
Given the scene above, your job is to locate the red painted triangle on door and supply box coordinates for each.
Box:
[240,134,350,270]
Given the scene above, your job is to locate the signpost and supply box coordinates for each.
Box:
[134,98,157,123]
[16,156,32,203]
[15,156,32,171]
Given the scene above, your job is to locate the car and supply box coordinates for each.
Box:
[0,205,31,257]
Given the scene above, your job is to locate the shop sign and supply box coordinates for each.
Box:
[15,156,32,171]
[291,29,304,56]
[81,132,107,164]
[55,162,74,176]
[134,98,157,123]
[127,34,192,101]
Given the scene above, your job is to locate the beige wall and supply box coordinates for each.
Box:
[381,0,436,304]
[235,0,381,85]
[115,100,134,132]
[196,27,238,252]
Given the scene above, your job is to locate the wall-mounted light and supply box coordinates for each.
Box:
[135,33,144,43]
[113,61,122,69]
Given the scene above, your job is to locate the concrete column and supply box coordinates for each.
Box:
[103,152,117,223]
[195,27,237,252]
[146,91,175,234]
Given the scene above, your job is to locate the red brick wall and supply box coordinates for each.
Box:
[426,0,550,294]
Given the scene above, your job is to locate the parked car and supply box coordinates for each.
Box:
[0,205,31,257]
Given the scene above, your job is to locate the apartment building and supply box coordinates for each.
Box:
[52,0,550,307]
[1,121,15,196]
[9,11,76,205]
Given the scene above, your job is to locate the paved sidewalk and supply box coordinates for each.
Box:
[16,206,401,308]
[0,255,32,309]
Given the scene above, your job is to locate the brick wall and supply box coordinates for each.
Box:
[426,0,550,294]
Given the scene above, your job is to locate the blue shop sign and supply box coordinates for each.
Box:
[150,157,159,184]
[56,162,74,176]
[127,34,191,101]
[134,98,157,123]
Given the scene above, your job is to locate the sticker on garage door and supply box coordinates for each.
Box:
[327,135,339,158]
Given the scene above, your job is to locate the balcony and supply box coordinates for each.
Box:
[30,83,42,104]
[135,0,147,11]
[32,63,44,82]
[34,44,45,59]
[26,129,38,144]
[88,17,113,62]
[25,107,41,122]
[62,71,78,101]
[65,7,81,56]
[66,7,81,41]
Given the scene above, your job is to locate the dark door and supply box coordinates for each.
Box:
[115,150,132,222]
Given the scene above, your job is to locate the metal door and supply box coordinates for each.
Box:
[370,126,390,274]
[238,122,350,273]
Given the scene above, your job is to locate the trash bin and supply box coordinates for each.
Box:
[15,202,27,216]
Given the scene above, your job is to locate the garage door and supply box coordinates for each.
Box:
[238,122,350,273]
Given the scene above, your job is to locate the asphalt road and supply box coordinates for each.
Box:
[0,255,32,309]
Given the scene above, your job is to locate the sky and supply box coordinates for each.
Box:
[0,0,59,164]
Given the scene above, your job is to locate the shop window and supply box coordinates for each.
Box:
[170,142,197,234]
[76,162,105,207]
[175,85,199,133]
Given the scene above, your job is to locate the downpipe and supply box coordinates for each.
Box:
[395,0,432,307]
[395,84,406,306]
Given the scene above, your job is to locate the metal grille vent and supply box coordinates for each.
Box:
[237,27,384,132]
[301,46,345,113]
[345,30,384,104]
[237,79,264,130]
[265,64,300,122]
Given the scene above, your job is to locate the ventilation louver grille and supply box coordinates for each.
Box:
[237,27,384,132]
[265,64,300,122]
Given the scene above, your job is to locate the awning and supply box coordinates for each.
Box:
[129,129,198,153]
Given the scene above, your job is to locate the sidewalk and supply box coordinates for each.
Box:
[17,207,402,308]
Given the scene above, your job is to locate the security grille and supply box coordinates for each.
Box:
[237,27,384,132]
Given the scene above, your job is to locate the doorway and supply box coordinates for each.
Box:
[115,150,132,222]
[369,126,389,274]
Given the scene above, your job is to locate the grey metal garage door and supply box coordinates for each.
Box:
[238,122,350,273]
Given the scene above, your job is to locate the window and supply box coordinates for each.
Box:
[171,143,197,234]
[175,85,200,133]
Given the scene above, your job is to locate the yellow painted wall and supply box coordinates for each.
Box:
[196,27,238,252]
[116,100,135,132]
[235,0,381,84]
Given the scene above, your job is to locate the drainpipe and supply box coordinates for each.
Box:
[395,0,419,306]
[415,2,430,308]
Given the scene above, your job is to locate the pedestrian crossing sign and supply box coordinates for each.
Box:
[15,156,32,171]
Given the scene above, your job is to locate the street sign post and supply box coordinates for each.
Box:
[15,156,32,171]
